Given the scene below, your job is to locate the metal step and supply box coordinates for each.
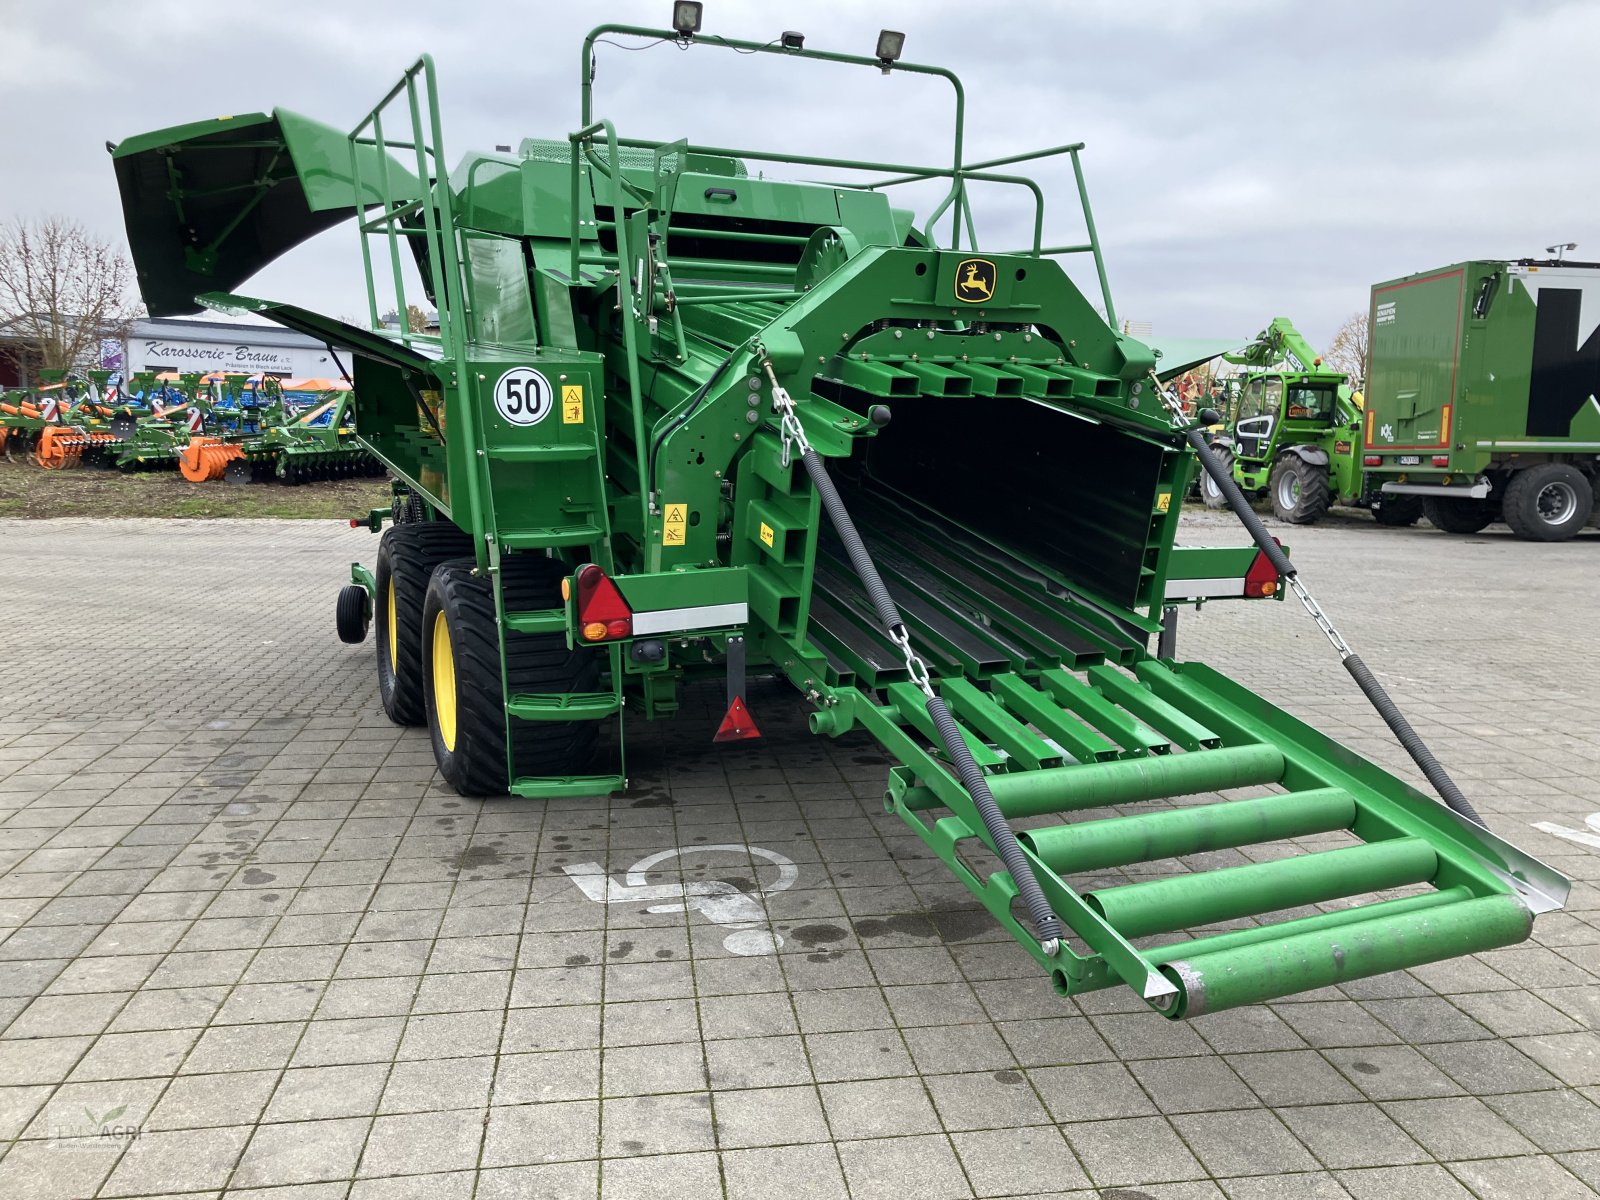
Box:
[499,524,605,549]
[503,609,566,635]
[486,444,596,462]
[509,773,625,799]
[506,692,622,722]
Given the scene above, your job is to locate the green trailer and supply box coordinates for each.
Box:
[1365,258,1600,541]
[109,14,1566,1018]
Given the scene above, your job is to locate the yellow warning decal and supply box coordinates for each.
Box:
[663,503,687,546]
[1155,491,1172,513]
[759,521,776,548]
[561,385,584,424]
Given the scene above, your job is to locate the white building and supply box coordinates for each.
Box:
[122,317,337,378]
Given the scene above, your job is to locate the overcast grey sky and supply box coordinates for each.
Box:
[3,0,1596,350]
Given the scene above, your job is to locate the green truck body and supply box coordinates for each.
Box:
[106,19,1565,1021]
[1365,259,1600,540]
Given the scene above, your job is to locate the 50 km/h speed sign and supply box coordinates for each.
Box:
[493,367,553,426]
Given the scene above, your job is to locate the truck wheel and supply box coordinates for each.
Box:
[1422,496,1495,534]
[1200,446,1234,509]
[1269,456,1330,524]
[336,584,369,644]
[423,562,511,796]
[1502,464,1594,542]
[1371,494,1423,527]
[423,558,600,796]
[373,523,473,726]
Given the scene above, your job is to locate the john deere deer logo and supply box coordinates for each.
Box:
[954,258,996,303]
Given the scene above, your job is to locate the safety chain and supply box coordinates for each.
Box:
[762,359,811,470]
[1149,366,1354,662]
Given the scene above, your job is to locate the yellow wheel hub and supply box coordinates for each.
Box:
[386,579,398,672]
[432,610,458,752]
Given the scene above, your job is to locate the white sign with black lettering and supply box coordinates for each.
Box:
[493,366,553,426]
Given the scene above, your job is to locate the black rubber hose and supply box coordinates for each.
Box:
[802,448,904,631]
[1186,427,1295,578]
[797,445,1064,947]
[1344,654,1486,828]
[1185,424,1487,829]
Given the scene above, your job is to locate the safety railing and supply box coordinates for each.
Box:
[576,23,1119,325]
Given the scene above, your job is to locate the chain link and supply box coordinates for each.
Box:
[890,626,937,699]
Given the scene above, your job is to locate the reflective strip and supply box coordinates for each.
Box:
[1164,577,1245,600]
[631,602,748,636]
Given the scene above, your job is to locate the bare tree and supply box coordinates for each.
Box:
[1324,310,1370,386]
[0,215,143,375]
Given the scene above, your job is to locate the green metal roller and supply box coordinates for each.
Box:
[1018,787,1356,875]
[1086,836,1439,939]
[986,743,1285,820]
[1142,885,1473,967]
[1153,893,1533,1018]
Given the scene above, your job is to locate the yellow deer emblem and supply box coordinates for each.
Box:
[954,258,996,303]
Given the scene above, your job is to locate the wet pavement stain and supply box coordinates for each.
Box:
[608,941,634,960]
[565,955,592,966]
[446,845,504,872]
[993,1070,1025,1085]
[791,924,849,948]
[1351,1061,1381,1075]
[240,868,277,885]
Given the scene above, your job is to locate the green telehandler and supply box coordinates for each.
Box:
[109,13,1564,1019]
[1199,318,1418,526]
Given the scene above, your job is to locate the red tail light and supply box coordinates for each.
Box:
[1363,455,1381,467]
[575,564,632,641]
[1431,455,1450,467]
[1244,545,1281,598]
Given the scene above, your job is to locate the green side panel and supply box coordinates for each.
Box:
[113,109,419,317]
[1365,266,1466,451]
[613,567,748,611]
[463,235,539,347]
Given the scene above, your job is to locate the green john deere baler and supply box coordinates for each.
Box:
[108,15,1566,1018]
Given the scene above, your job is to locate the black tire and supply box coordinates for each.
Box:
[1370,494,1423,527]
[1502,464,1594,542]
[336,584,369,645]
[422,556,601,797]
[1199,445,1234,510]
[1422,496,1495,535]
[373,522,473,725]
[1269,455,1331,524]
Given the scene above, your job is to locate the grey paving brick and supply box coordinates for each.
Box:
[100,1124,251,1196]
[722,1141,847,1199]
[482,1100,599,1167]
[837,1133,972,1200]
[1445,1154,1598,1199]
[1278,1103,1430,1169]
[232,1116,369,1187]
[265,1062,389,1122]
[360,1107,485,1175]
[1383,1095,1537,1159]
[145,1068,279,1130]
[1338,1163,1473,1199]
[1483,1088,1600,1152]
[373,1055,492,1115]
[1173,1108,1321,1177]
[1062,1115,1205,1188]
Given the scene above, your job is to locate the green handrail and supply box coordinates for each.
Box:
[570,118,652,526]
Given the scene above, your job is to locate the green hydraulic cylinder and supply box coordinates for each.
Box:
[1018,788,1356,875]
[985,743,1284,820]
[1154,893,1533,1018]
[1085,836,1439,939]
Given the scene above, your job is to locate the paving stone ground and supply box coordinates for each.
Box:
[0,512,1597,1199]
